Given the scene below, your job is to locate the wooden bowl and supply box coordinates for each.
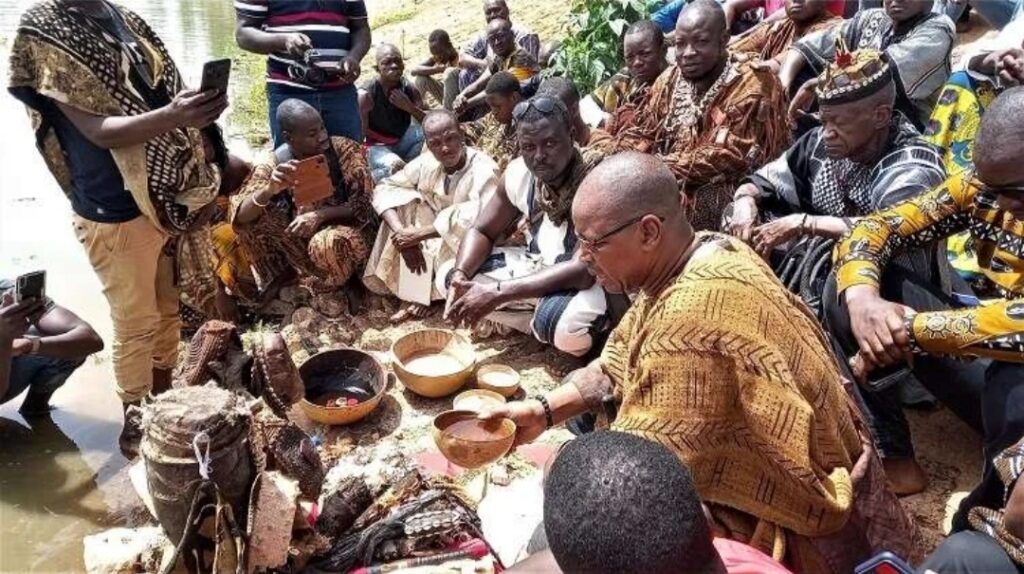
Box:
[475,364,521,398]
[453,389,506,413]
[391,329,475,398]
[431,410,516,470]
[298,349,386,426]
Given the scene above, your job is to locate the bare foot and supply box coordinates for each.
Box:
[883,456,929,496]
[389,304,431,322]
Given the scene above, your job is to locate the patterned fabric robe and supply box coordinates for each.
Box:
[588,59,790,231]
[463,114,519,173]
[363,147,499,305]
[795,9,955,129]
[729,12,840,63]
[228,137,374,293]
[575,233,919,573]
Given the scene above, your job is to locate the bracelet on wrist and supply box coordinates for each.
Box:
[534,395,554,429]
[251,193,271,208]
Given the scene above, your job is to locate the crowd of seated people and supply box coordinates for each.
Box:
[12,0,1024,571]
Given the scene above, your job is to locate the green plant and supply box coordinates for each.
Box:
[550,0,659,94]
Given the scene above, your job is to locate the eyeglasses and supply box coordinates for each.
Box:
[978,182,1024,196]
[512,96,568,121]
[576,215,661,252]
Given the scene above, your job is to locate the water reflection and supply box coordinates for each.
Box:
[0,1,240,570]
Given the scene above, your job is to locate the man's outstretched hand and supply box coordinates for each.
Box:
[478,400,547,448]
[443,279,503,326]
[846,286,916,374]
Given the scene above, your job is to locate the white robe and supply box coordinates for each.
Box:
[363,147,499,305]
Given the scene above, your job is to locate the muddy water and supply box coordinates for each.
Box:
[0,1,240,571]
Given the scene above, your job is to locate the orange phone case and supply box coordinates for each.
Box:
[291,155,333,207]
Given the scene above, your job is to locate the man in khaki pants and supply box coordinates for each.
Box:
[8,0,228,456]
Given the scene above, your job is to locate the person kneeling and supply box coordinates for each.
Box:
[442,96,610,357]
[363,111,500,321]
[0,282,102,417]
[231,99,375,297]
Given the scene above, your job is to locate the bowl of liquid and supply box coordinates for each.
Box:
[391,329,476,398]
[453,389,507,413]
[432,410,516,470]
[298,349,387,425]
[475,364,521,398]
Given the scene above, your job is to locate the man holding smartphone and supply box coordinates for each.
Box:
[235,0,372,146]
[0,281,103,417]
[8,0,228,457]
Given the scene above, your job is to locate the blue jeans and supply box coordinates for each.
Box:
[937,0,1024,27]
[367,122,424,182]
[2,355,85,405]
[267,84,362,147]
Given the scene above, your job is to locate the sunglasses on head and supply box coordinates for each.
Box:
[512,96,568,121]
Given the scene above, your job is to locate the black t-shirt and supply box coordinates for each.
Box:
[363,77,415,144]
[48,106,141,223]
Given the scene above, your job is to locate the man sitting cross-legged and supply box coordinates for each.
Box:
[363,111,500,322]
[508,431,793,574]
[462,71,523,173]
[484,151,918,573]
[727,47,945,303]
[410,29,472,112]
[590,0,790,231]
[230,99,375,297]
[442,96,610,357]
[359,44,429,183]
[829,87,1024,532]
[453,18,539,119]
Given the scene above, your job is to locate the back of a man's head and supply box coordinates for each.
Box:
[486,71,522,97]
[537,76,581,109]
[543,431,719,574]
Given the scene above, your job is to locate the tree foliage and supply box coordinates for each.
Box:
[550,0,660,94]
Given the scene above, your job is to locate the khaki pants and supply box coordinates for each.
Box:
[72,215,180,402]
[412,68,461,111]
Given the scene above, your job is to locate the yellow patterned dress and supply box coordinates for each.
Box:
[583,234,917,573]
[835,171,1024,361]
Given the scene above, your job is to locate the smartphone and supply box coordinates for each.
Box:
[200,58,231,94]
[15,271,45,304]
[291,155,334,207]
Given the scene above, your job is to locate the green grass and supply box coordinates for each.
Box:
[370,6,418,28]
[229,51,271,148]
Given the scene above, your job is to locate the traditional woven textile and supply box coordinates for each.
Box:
[462,113,519,172]
[730,11,839,63]
[532,148,603,227]
[968,436,1024,566]
[7,0,221,235]
[589,60,789,231]
[229,137,375,293]
[584,234,917,572]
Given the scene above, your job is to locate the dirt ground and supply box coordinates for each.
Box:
[114,1,1001,567]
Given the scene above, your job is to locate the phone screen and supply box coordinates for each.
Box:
[16,271,45,304]
[200,58,231,93]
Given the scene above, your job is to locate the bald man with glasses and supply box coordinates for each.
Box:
[442,96,615,357]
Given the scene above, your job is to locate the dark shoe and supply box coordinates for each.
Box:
[19,390,55,417]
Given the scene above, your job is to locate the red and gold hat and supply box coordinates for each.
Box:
[816,38,893,105]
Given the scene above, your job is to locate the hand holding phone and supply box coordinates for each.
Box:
[15,271,45,304]
[200,58,232,94]
[290,155,334,207]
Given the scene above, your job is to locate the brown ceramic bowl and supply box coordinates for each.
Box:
[453,389,507,413]
[431,410,516,470]
[475,364,521,398]
[391,329,475,398]
[298,349,387,425]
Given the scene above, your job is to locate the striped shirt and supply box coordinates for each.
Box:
[235,0,368,92]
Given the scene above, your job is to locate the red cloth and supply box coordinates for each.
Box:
[715,538,793,574]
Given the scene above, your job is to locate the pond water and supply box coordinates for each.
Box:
[0,1,244,571]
